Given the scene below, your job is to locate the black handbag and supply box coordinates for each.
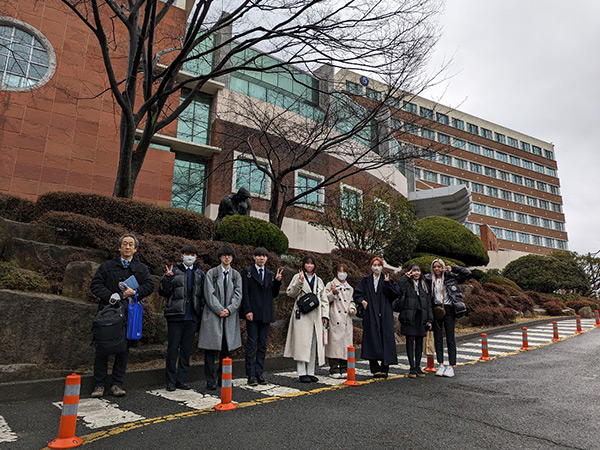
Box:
[297,292,319,314]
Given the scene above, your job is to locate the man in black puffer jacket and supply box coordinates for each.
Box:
[159,244,205,391]
[90,233,154,398]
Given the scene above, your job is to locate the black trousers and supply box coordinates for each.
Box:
[328,358,348,374]
[204,335,229,386]
[368,360,389,375]
[94,348,128,387]
[165,319,197,385]
[245,320,270,378]
[434,305,457,366]
[405,335,424,372]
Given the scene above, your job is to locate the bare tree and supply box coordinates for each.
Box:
[49,0,442,197]
[577,251,600,299]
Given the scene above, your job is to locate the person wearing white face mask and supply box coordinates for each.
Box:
[353,257,400,378]
[159,244,205,391]
[324,264,357,378]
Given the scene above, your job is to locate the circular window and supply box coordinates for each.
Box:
[0,17,56,92]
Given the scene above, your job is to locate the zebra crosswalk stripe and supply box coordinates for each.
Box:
[53,398,145,429]
[147,389,221,410]
[0,415,17,443]
[232,378,303,395]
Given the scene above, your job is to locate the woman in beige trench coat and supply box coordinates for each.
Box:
[284,254,329,383]
[324,264,356,378]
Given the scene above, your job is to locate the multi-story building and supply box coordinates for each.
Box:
[336,70,568,256]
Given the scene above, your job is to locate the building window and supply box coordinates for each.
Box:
[486,186,498,198]
[556,240,567,250]
[505,230,517,241]
[498,170,510,181]
[454,158,468,170]
[532,145,542,156]
[392,118,402,130]
[524,178,535,188]
[438,154,452,165]
[468,143,481,154]
[496,152,508,163]
[545,237,555,248]
[546,167,557,177]
[420,106,433,119]
[488,206,501,218]
[171,153,207,213]
[437,133,450,145]
[522,160,533,170]
[340,184,363,219]
[551,202,562,213]
[490,226,503,239]
[544,149,554,160]
[549,185,560,195]
[178,90,212,144]
[421,128,435,140]
[451,118,464,130]
[534,163,545,174]
[472,203,486,215]
[507,136,518,148]
[500,189,512,201]
[494,132,506,144]
[436,112,449,125]
[542,218,552,228]
[519,232,530,244]
[536,181,547,192]
[440,174,453,186]
[503,209,514,221]
[527,196,538,207]
[452,138,466,150]
[403,101,417,114]
[521,142,531,152]
[366,87,381,101]
[0,18,56,91]
[480,128,492,139]
[529,215,540,226]
[295,171,324,208]
[234,156,270,198]
[514,193,525,204]
[385,96,400,108]
[470,162,482,174]
[516,213,527,224]
[346,81,363,95]
[456,179,469,187]
[484,166,497,178]
[511,174,523,185]
[554,221,564,231]
[481,147,494,159]
[423,150,436,162]
[423,170,438,183]
[467,122,479,135]
[404,123,419,135]
[532,235,543,246]
[471,182,484,194]
[510,156,521,166]
[539,200,549,210]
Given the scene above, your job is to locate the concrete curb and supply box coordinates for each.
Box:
[0,316,580,403]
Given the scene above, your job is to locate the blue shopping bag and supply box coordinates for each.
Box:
[126,292,143,340]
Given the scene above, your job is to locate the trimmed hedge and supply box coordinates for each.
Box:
[403,254,465,273]
[216,215,288,254]
[542,300,564,316]
[35,192,215,241]
[0,193,36,222]
[483,275,522,291]
[415,216,489,266]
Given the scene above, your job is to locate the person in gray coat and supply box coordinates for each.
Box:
[197,245,242,390]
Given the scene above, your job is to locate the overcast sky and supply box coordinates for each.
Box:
[421,1,600,256]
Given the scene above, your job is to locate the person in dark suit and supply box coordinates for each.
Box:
[242,247,283,385]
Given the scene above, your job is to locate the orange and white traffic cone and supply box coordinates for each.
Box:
[343,346,360,386]
[576,315,583,334]
[48,373,82,449]
[424,355,436,372]
[595,310,600,327]
[552,321,560,342]
[479,333,491,361]
[520,327,530,351]
[215,357,237,411]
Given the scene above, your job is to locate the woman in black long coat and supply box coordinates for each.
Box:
[394,263,433,378]
[353,257,399,378]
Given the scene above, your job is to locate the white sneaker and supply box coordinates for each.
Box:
[330,373,342,379]
[443,366,455,378]
[435,365,445,376]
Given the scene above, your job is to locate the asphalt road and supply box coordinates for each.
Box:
[1,324,599,450]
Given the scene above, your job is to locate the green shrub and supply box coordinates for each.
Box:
[470,268,485,281]
[0,262,51,292]
[403,254,465,274]
[35,192,214,241]
[414,216,489,266]
[483,275,521,291]
[503,253,589,293]
[216,215,288,254]
[0,193,36,222]
[563,295,600,313]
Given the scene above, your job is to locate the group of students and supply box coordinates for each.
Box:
[89,234,470,398]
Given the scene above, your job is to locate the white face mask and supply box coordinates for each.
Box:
[337,272,347,281]
[183,255,196,266]
[372,266,383,275]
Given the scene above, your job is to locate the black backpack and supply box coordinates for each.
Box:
[92,302,127,354]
